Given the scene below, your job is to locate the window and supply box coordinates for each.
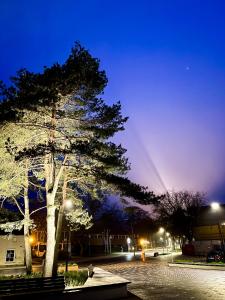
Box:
[39,245,46,252]
[6,250,15,262]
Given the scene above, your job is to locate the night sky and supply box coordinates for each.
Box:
[1,1,225,201]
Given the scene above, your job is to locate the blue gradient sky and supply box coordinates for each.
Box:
[1,0,225,200]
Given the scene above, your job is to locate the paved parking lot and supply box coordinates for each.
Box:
[96,254,225,299]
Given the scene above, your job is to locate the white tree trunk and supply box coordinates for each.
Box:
[52,172,68,276]
[24,172,32,274]
[44,157,66,277]
[44,193,56,277]
[24,222,32,274]
[52,204,64,276]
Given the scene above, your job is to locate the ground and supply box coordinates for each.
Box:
[87,253,225,300]
[4,251,225,299]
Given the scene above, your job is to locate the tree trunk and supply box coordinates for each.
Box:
[44,105,57,277]
[52,173,67,276]
[44,156,67,277]
[52,204,64,276]
[24,171,32,274]
[78,240,84,256]
[24,223,32,274]
[44,193,56,277]
[44,105,67,277]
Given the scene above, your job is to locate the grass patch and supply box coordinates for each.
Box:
[0,269,88,287]
[208,261,225,265]
[58,262,78,267]
[60,270,88,287]
[174,259,194,263]
[0,273,42,281]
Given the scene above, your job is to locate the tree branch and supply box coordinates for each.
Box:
[30,206,47,216]
[0,197,7,208]
[12,197,25,217]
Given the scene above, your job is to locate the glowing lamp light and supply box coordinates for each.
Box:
[166,232,170,237]
[65,199,73,209]
[29,237,34,243]
[127,237,131,244]
[139,239,149,246]
[159,227,165,234]
[211,202,220,210]
[139,238,144,246]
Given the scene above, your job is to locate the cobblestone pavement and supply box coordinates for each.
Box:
[95,255,225,300]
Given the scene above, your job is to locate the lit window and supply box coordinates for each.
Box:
[6,250,15,262]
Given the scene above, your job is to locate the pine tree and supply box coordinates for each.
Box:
[0,43,160,276]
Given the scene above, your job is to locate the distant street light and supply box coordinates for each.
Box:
[127,237,131,244]
[127,237,131,252]
[211,202,220,211]
[159,227,165,234]
[158,227,167,254]
[210,201,224,248]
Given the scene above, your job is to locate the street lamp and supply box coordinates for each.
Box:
[64,199,73,272]
[127,237,131,252]
[211,202,220,211]
[210,201,224,253]
[29,236,34,244]
[65,199,73,209]
[159,227,165,234]
[158,227,166,253]
[165,232,170,253]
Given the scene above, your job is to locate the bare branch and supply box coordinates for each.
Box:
[12,197,25,217]
[30,206,47,216]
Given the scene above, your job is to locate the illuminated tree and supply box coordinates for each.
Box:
[0,123,43,274]
[0,43,160,277]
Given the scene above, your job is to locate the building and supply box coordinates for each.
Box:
[0,235,25,266]
[31,230,135,256]
[192,204,225,255]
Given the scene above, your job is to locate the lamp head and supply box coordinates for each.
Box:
[211,202,220,211]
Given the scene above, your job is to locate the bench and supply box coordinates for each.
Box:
[0,276,65,299]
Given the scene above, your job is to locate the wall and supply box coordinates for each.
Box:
[0,235,25,266]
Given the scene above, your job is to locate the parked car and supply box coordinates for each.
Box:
[32,243,46,258]
[206,247,224,263]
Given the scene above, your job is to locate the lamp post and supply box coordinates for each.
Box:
[88,234,91,257]
[65,199,73,272]
[166,232,170,253]
[210,202,224,247]
[159,227,165,254]
[65,230,69,272]
[127,237,131,252]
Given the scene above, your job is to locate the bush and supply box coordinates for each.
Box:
[62,270,88,287]
[0,270,88,287]
[0,273,42,280]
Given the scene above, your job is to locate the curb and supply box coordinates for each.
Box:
[168,262,225,271]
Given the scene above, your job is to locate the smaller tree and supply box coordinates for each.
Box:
[155,191,205,244]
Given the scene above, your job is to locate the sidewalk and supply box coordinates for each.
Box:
[71,252,132,264]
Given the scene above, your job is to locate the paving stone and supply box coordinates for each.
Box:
[95,255,225,299]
